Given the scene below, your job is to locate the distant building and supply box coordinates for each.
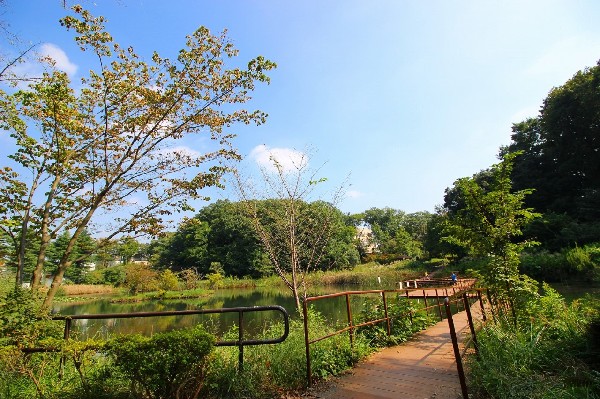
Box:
[356,226,377,254]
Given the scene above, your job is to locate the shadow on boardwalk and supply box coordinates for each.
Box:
[304,307,478,399]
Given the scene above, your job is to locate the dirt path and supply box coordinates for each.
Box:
[299,306,478,399]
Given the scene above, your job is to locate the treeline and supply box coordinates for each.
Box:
[3,61,600,287]
[7,200,438,284]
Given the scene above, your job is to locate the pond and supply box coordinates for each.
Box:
[551,282,600,302]
[52,284,396,340]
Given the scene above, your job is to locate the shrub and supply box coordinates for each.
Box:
[207,272,224,289]
[102,265,127,286]
[467,288,600,399]
[519,250,566,281]
[565,246,594,274]
[0,287,61,347]
[358,295,435,346]
[178,268,200,290]
[106,325,215,399]
[123,263,159,294]
[158,269,180,291]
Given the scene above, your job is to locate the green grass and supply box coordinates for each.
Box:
[467,288,600,399]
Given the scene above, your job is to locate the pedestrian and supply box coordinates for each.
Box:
[451,272,457,284]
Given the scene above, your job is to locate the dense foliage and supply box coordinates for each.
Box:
[107,326,215,399]
[0,5,275,306]
[501,61,600,250]
[150,199,360,279]
[468,286,600,399]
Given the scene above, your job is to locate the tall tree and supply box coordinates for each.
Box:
[116,237,140,264]
[195,200,269,278]
[501,61,600,248]
[46,229,95,283]
[443,153,539,293]
[361,207,424,258]
[234,150,348,312]
[0,6,275,306]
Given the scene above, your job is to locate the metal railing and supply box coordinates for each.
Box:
[24,305,290,371]
[301,283,482,386]
[302,286,476,386]
[444,290,492,398]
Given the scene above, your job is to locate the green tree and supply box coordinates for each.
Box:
[361,207,424,258]
[116,236,140,264]
[152,218,210,272]
[0,6,275,306]
[196,200,270,277]
[46,229,95,283]
[443,153,540,294]
[502,61,600,248]
[93,238,118,269]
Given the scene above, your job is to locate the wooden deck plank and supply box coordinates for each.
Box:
[313,304,480,399]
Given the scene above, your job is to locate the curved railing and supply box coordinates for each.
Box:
[24,305,290,371]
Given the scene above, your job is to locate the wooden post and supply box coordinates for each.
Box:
[445,298,469,399]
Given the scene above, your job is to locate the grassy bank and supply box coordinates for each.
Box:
[53,260,429,303]
[0,277,436,398]
[466,285,600,398]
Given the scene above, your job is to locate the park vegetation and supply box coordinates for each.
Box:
[0,3,599,399]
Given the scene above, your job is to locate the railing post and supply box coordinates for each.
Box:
[405,289,413,324]
[346,293,354,348]
[477,289,487,322]
[303,299,312,387]
[59,318,72,379]
[238,310,244,371]
[435,289,443,321]
[382,291,391,337]
[463,293,479,355]
[444,298,469,399]
[423,290,429,317]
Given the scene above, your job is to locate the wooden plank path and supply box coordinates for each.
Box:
[309,304,479,399]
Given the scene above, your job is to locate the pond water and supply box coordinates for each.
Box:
[551,282,600,302]
[52,284,392,340]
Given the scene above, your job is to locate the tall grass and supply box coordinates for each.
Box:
[201,311,372,398]
[467,286,600,398]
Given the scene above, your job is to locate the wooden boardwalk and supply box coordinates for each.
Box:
[310,305,478,399]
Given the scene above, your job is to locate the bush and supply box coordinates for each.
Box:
[123,263,159,294]
[158,269,180,291]
[106,325,215,399]
[519,250,567,281]
[358,295,435,347]
[565,246,595,274]
[202,310,372,398]
[467,288,600,399]
[207,272,224,289]
[0,287,61,347]
[102,265,127,286]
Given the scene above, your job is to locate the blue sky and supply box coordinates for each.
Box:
[3,0,600,217]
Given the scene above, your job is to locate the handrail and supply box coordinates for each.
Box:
[301,284,478,386]
[24,305,290,371]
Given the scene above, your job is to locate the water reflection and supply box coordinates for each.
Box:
[53,285,388,340]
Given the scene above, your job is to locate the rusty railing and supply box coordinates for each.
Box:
[301,282,479,386]
[24,305,290,371]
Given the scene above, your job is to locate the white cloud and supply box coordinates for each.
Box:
[249,144,307,173]
[159,145,201,158]
[40,43,78,77]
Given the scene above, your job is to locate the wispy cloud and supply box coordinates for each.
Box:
[40,43,78,77]
[158,145,201,158]
[250,144,307,173]
[9,43,78,84]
